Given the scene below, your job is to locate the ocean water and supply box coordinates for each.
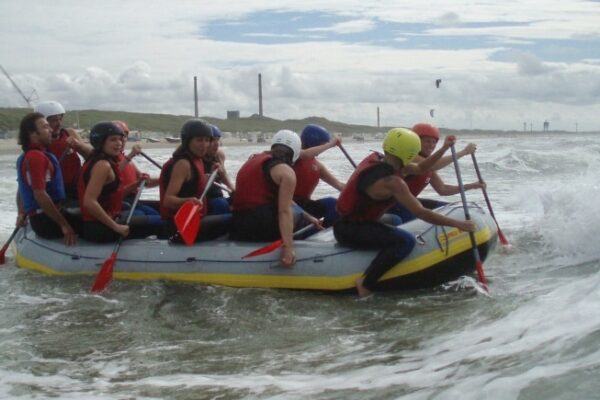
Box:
[1,134,599,399]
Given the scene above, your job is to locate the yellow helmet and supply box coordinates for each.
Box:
[382,128,421,166]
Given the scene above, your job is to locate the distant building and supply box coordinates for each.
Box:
[543,120,549,131]
[227,110,240,120]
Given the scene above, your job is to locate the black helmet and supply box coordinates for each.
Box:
[180,119,213,145]
[90,121,124,151]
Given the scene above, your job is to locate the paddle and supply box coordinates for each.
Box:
[0,226,21,265]
[241,223,315,259]
[338,143,357,169]
[470,153,510,247]
[174,169,219,246]
[140,151,163,169]
[90,180,146,293]
[58,144,71,163]
[450,144,488,290]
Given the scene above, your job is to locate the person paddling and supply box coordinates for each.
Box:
[159,119,229,242]
[202,124,235,215]
[229,130,321,267]
[390,123,485,223]
[113,120,161,219]
[334,128,475,297]
[293,124,345,228]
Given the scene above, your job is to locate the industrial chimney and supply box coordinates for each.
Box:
[258,73,263,117]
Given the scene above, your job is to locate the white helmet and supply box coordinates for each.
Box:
[33,101,66,117]
[271,129,301,163]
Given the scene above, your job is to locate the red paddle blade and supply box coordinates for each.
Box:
[474,260,488,292]
[174,202,202,246]
[497,228,510,247]
[91,252,117,293]
[242,239,283,259]
[0,243,8,265]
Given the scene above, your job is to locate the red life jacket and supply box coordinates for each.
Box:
[293,157,320,203]
[77,157,123,222]
[336,152,397,221]
[232,153,277,211]
[159,154,207,219]
[47,128,81,189]
[117,153,139,188]
[405,171,432,196]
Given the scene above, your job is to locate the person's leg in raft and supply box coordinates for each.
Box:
[334,220,416,297]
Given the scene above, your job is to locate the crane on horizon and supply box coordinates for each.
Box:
[0,65,38,107]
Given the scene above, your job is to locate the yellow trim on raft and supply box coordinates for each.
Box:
[15,227,493,291]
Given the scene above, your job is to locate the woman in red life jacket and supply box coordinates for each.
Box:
[391,123,484,223]
[16,112,78,246]
[78,122,157,243]
[334,128,475,297]
[230,130,321,268]
[33,101,93,204]
[159,119,229,242]
[293,124,345,228]
[112,120,161,219]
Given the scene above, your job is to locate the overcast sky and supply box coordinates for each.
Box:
[1,0,600,131]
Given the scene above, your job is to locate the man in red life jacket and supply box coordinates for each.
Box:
[391,123,485,223]
[16,112,79,246]
[33,101,93,204]
[293,124,345,227]
[334,128,475,297]
[230,130,321,267]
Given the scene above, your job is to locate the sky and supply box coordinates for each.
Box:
[1,0,600,131]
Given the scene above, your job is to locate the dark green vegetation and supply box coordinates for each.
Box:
[0,107,388,136]
[1,107,589,136]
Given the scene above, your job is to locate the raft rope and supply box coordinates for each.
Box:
[414,202,484,256]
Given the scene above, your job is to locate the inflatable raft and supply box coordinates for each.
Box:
[13,202,498,292]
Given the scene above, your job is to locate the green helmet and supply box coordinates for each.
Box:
[382,128,421,166]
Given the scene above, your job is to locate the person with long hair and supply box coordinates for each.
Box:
[159,119,229,242]
[78,122,157,243]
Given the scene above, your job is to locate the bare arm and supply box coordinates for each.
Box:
[317,160,345,192]
[298,135,340,159]
[163,160,201,210]
[65,128,94,158]
[403,135,455,176]
[215,149,235,191]
[271,163,297,267]
[430,143,477,171]
[366,175,475,231]
[429,172,486,196]
[15,192,26,227]
[32,189,77,245]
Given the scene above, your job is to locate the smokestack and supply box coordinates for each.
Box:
[377,106,380,128]
[258,73,263,117]
[194,76,198,117]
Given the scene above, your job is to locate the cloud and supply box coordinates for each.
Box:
[437,12,460,25]
[1,0,600,131]
[302,19,376,34]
